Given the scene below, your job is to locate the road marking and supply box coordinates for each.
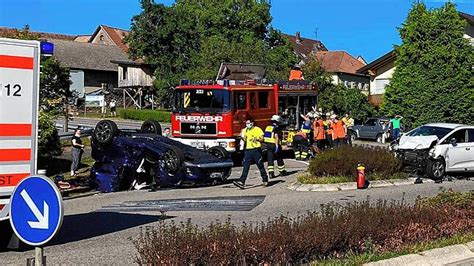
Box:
[20,189,49,230]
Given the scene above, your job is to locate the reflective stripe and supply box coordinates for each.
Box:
[263,126,275,143]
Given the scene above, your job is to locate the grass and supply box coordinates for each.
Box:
[314,232,474,265]
[298,172,409,184]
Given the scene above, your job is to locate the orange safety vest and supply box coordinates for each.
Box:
[333,120,346,139]
[313,119,325,140]
[324,120,333,136]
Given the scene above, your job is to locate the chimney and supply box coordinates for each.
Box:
[296,31,301,44]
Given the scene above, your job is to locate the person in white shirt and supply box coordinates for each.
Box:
[110,100,117,117]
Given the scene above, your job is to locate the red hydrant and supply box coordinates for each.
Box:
[357,164,366,189]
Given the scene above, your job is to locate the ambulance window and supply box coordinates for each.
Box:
[250,92,257,109]
[235,93,247,110]
[258,91,269,109]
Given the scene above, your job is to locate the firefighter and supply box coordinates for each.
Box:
[264,115,287,179]
[293,116,311,160]
[233,120,269,189]
[313,114,325,152]
[332,115,347,147]
[323,114,334,148]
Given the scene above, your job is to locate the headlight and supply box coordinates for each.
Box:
[428,148,435,157]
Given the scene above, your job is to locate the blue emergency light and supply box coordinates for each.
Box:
[40,41,54,56]
[180,79,190,85]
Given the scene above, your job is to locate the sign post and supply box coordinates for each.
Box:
[9,175,64,265]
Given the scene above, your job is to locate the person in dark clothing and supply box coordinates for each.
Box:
[264,115,287,179]
[70,128,85,176]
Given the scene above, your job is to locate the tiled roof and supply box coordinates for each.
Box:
[315,51,366,74]
[48,39,129,72]
[0,27,76,40]
[460,12,474,25]
[99,25,129,52]
[283,33,328,61]
[74,35,91,42]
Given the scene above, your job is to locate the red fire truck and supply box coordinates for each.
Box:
[171,79,317,152]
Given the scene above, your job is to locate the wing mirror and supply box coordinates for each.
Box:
[450,137,457,146]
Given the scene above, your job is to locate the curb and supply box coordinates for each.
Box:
[287,177,434,192]
[364,241,474,266]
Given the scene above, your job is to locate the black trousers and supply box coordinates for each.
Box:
[266,143,285,173]
[293,135,309,160]
[239,149,268,184]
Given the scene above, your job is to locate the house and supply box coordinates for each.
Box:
[315,51,370,93]
[357,12,474,107]
[47,39,129,97]
[283,32,328,63]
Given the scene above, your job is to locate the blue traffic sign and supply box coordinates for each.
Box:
[9,176,63,246]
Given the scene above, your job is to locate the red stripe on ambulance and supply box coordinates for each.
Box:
[0,124,32,137]
[0,149,31,162]
[0,173,29,187]
[0,55,34,70]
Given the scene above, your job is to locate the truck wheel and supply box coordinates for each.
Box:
[208,146,230,159]
[164,146,184,174]
[93,120,118,145]
[426,158,445,180]
[141,120,162,135]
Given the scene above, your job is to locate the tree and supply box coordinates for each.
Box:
[125,0,297,104]
[382,3,474,129]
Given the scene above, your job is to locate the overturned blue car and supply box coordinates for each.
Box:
[90,120,233,192]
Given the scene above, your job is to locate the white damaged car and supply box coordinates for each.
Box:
[390,123,474,180]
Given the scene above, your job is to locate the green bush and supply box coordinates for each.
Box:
[308,146,401,180]
[416,189,474,209]
[119,108,171,122]
[37,110,62,168]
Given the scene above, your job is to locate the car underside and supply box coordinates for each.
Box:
[90,120,233,192]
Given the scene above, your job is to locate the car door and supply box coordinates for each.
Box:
[466,129,474,170]
[444,129,472,172]
[359,118,377,139]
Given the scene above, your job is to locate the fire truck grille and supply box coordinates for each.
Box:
[181,122,217,135]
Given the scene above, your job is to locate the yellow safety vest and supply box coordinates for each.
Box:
[264,126,276,143]
[244,126,264,149]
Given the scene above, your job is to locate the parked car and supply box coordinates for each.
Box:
[350,117,391,143]
[390,123,474,180]
[90,120,233,192]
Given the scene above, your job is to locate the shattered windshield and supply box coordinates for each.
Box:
[406,126,452,139]
[176,89,230,113]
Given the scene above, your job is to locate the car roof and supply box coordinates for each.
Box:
[423,123,467,129]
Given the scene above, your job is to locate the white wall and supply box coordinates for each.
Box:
[118,66,154,87]
[370,61,395,95]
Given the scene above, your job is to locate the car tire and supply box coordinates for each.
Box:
[141,120,162,135]
[426,158,445,180]
[93,120,119,145]
[164,146,185,174]
[207,146,230,159]
[376,134,383,143]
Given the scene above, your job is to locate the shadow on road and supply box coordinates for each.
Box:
[49,212,172,246]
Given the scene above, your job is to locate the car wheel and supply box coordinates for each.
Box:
[141,120,162,135]
[207,146,230,159]
[376,134,383,143]
[426,158,445,180]
[164,146,185,174]
[93,120,118,145]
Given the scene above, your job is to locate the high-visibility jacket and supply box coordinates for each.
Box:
[243,126,264,149]
[323,120,333,136]
[301,121,312,134]
[313,119,325,140]
[333,120,346,139]
[264,125,277,144]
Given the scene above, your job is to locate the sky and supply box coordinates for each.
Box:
[0,0,472,62]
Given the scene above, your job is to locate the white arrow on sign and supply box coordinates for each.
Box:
[20,189,49,230]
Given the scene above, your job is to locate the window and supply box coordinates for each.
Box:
[443,129,467,144]
[364,119,377,126]
[235,92,247,110]
[122,66,128,80]
[373,79,390,95]
[468,129,474,143]
[250,92,257,109]
[258,91,269,109]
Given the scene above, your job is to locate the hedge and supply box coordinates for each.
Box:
[119,108,171,123]
[133,191,474,265]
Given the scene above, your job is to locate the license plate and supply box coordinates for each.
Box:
[191,142,205,149]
